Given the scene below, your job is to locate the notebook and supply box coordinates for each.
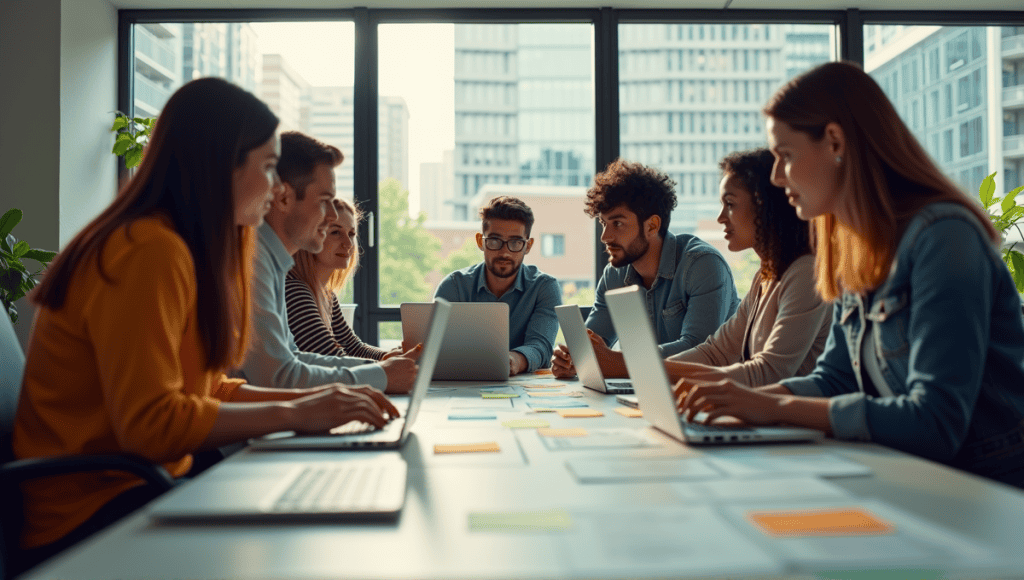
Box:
[401,302,509,381]
[555,304,634,394]
[148,456,408,521]
[247,298,451,451]
[605,286,823,446]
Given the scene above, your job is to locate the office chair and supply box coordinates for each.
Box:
[0,313,174,579]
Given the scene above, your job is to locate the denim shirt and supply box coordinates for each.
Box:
[586,232,740,357]
[434,262,561,372]
[239,223,386,390]
[781,203,1024,488]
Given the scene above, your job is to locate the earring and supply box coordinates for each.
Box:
[835,155,843,164]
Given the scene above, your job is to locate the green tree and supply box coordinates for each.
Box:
[439,237,481,278]
[379,178,440,306]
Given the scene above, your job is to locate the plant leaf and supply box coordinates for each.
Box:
[1009,250,1024,294]
[112,139,133,156]
[111,116,129,131]
[1004,185,1024,215]
[0,208,22,239]
[979,172,997,209]
[12,241,29,258]
[21,249,57,264]
[125,148,143,169]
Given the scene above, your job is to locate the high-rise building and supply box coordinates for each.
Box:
[420,149,455,220]
[865,25,1024,193]
[133,23,183,117]
[451,23,832,232]
[260,53,309,133]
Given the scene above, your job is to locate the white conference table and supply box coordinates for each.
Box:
[22,374,1024,580]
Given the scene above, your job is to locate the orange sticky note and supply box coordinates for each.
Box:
[537,427,589,438]
[747,507,896,537]
[615,407,643,418]
[434,442,501,454]
[533,369,554,376]
[556,408,604,418]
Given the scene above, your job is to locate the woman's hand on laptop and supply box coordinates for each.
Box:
[380,349,420,394]
[551,344,576,378]
[677,378,783,426]
[384,342,423,362]
[289,385,400,433]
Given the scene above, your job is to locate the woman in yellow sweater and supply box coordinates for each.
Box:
[13,78,399,565]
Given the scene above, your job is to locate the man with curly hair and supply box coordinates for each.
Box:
[552,158,739,379]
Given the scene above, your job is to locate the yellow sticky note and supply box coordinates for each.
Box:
[434,442,501,454]
[533,369,554,376]
[528,391,582,398]
[469,509,573,532]
[615,407,643,418]
[556,408,604,418]
[502,418,550,429]
[481,392,519,399]
[747,507,896,537]
[537,427,589,438]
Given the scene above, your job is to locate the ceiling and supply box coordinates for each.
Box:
[110,0,1024,12]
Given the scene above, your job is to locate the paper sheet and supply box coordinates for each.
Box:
[434,441,501,454]
[537,427,589,438]
[567,457,722,483]
[502,418,550,429]
[614,407,643,418]
[469,509,573,532]
[705,451,872,478]
[541,428,656,451]
[556,408,603,417]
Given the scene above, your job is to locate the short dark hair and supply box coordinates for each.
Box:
[277,131,343,200]
[479,196,535,237]
[585,158,676,238]
[719,148,811,281]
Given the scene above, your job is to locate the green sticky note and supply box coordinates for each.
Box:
[501,418,550,429]
[469,509,573,532]
[481,392,519,399]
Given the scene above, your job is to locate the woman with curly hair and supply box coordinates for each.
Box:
[285,198,402,360]
[666,148,832,393]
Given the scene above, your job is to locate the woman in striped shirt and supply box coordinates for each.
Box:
[286,198,400,360]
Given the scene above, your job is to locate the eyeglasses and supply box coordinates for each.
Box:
[482,237,527,252]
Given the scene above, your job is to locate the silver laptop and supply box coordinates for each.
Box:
[248,298,452,451]
[149,456,409,521]
[555,304,634,395]
[605,286,823,446]
[401,302,509,381]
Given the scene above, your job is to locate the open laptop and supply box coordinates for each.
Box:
[605,286,823,446]
[247,298,452,451]
[555,304,634,395]
[401,302,509,381]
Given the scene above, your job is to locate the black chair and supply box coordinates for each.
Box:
[0,314,174,579]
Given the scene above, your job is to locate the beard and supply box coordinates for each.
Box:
[607,232,649,268]
[486,257,521,279]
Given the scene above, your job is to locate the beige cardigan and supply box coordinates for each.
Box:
[668,254,832,386]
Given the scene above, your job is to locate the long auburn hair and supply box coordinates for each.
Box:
[763,61,997,301]
[290,198,361,324]
[720,148,811,283]
[33,77,279,371]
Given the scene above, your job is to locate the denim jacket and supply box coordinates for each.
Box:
[781,202,1024,487]
[586,232,740,357]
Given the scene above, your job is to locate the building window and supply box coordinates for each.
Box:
[541,234,566,257]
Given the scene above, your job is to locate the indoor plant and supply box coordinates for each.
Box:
[978,171,1024,295]
[111,112,155,169]
[0,209,57,323]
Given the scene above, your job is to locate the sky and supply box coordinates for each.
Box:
[250,22,456,211]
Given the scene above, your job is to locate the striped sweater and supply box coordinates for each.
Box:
[284,272,388,361]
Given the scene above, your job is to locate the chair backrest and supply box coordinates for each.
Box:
[0,314,25,438]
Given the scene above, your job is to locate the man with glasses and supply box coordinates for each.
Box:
[434,196,561,375]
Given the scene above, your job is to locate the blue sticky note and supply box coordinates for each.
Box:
[526,399,589,409]
[448,413,498,420]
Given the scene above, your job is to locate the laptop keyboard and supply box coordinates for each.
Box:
[271,463,391,513]
[685,422,754,433]
[605,381,634,394]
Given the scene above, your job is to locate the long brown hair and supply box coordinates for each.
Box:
[33,78,279,370]
[290,198,361,324]
[764,61,997,301]
[720,148,811,283]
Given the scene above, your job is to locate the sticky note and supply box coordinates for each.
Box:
[747,507,896,537]
[522,384,561,390]
[448,413,497,420]
[533,369,554,376]
[469,509,572,532]
[481,392,519,399]
[615,407,643,418]
[537,427,589,437]
[528,391,582,398]
[529,408,558,413]
[434,442,501,454]
[502,418,550,429]
[527,400,588,409]
[557,408,604,418]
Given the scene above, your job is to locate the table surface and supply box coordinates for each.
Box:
[23,374,1024,580]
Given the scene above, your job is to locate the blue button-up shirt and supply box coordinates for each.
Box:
[240,223,386,390]
[434,262,561,372]
[586,232,739,357]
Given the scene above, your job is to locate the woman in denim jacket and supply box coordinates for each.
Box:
[679,61,1024,488]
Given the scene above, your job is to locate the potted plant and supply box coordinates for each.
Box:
[111,112,155,169]
[0,209,57,324]
[977,172,1024,313]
